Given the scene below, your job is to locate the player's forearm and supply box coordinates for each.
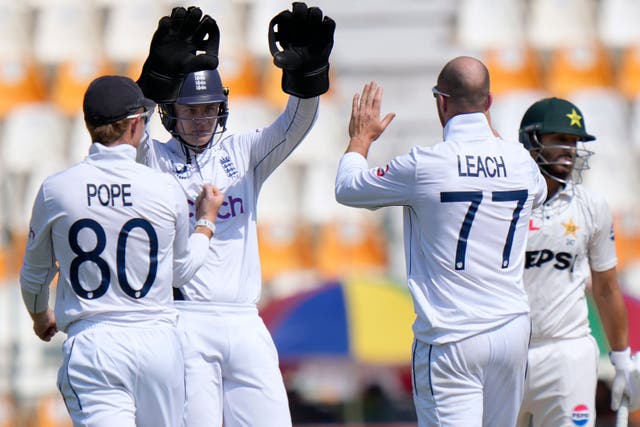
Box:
[592,268,629,351]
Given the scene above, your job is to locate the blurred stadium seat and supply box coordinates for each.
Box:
[617,45,640,101]
[483,45,548,142]
[526,0,597,50]
[545,43,614,98]
[67,112,91,165]
[0,395,15,427]
[456,0,526,49]
[299,164,343,226]
[123,58,144,82]
[0,59,48,119]
[570,89,638,212]
[597,0,640,49]
[0,248,10,282]
[258,222,314,283]
[262,61,289,111]
[257,162,300,224]
[629,97,640,150]
[614,213,640,270]
[103,0,165,64]
[33,394,72,427]
[218,49,262,100]
[0,103,69,233]
[315,215,388,279]
[484,45,543,96]
[0,3,31,62]
[491,90,549,144]
[50,58,116,117]
[32,0,103,66]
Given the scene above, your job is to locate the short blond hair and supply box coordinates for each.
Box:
[85,117,132,145]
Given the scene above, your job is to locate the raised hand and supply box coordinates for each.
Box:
[268,2,335,98]
[138,6,220,103]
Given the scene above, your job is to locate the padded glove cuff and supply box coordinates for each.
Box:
[611,347,633,370]
[281,64,329,99]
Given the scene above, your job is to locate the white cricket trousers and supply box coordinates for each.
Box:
[516,335,599,427]
[413,313,530,427]
[176,302,291,427]
[57,320,185,427]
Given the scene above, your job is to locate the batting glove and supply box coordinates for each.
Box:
[268,2,335,98]
[137,6,219,103]
[610,348,640,411]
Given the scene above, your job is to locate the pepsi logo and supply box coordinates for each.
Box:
[571,404,589,426]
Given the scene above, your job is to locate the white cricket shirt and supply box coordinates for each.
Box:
[525,183,617,340]
[20,143,210,332]
[138,96,318,304]
[336,113,547,344]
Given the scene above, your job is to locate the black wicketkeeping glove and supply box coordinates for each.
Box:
[137,6,219,103]
[268,2,335,98]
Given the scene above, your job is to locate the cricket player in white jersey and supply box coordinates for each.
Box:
[515,97,640,427]
[19,75,224,427]
[134,4,335,426]
[335,57,548,427]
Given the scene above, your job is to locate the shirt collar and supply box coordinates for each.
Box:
[547,180,576,202]
[443,112,495,141]
[88,142,137,161]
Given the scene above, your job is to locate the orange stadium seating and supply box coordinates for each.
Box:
[545,43,614,98]
[0,60,47,119]
[315,219,388,280]
[50,59,116,117]
[258,222,314,283]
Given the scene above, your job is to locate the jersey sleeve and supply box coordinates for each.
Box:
[19,183,58,314]
[170,180,209,287]
[335,151,417,209]
[248,96,319,187]
[588,192,618,272]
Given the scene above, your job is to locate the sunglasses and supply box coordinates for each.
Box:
[126,109,153,124]
[432,86,451,98]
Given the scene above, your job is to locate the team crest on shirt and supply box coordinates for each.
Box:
[219,156,239,179]
[562,218,579,237]
[571,404,590,426]
[172,161,191,179]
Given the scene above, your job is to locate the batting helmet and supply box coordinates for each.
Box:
[160,69,229,135]
[519,97,595,149]
[519,97,595,184]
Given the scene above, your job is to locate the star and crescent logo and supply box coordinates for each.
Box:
[566,109,583,128]
[562,218,580,237]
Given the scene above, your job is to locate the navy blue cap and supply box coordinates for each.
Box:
[83,75,155,127]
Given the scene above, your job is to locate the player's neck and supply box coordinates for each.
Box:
[544,177,563,203]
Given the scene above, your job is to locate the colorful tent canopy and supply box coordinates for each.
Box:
[261,277,416,365]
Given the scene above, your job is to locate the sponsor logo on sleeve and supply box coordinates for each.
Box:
[571,404,589,426]
[376,165,389,177]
